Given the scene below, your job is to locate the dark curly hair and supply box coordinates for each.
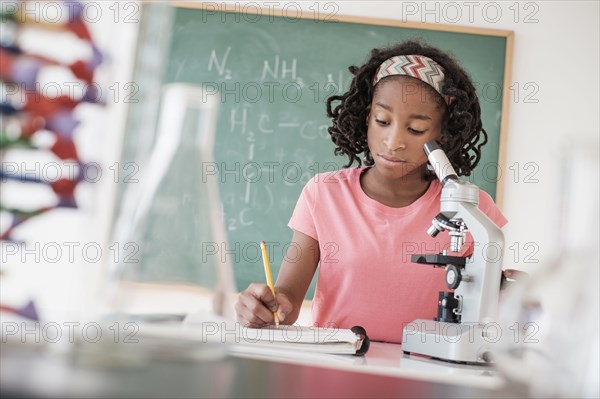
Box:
[326,40,488,176]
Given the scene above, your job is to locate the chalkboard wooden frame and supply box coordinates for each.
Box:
[173,1,514,207]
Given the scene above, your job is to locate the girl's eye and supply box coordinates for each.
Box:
[375,119,390,126]
[409,127,425,134]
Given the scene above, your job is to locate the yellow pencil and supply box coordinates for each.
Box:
[260,240,279,327]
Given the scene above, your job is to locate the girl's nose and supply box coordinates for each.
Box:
[384,128,406,151]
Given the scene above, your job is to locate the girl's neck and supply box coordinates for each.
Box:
[360,165,432,208]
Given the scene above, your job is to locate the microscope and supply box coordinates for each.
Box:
[401,141,505,364]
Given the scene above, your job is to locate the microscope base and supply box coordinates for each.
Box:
[402,319,496,364]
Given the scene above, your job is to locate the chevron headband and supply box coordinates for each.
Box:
[372,55,445,97]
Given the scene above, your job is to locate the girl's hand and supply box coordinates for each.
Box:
[501,268,529,289]
[235,283,293,328]
[503,269,528,281]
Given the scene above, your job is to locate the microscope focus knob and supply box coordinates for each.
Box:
[445,265,462,289]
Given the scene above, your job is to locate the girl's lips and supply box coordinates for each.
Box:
[378,154,407,167]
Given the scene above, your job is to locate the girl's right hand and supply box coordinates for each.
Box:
[235,283,293,328]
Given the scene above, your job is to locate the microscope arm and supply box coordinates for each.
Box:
[450,201,505,324]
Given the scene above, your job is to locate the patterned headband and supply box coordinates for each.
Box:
[372,55,445,97]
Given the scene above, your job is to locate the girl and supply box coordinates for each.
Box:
[235,40,507,343]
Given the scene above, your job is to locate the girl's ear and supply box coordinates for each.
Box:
[438,130,448,145]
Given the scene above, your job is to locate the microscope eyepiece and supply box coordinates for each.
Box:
[424,140,442,156]
[424,140,458,186]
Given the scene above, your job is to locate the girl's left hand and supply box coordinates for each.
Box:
[503,269,528,281]
[501,268,529,289]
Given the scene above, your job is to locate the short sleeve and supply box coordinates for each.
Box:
[288,177,319,241]
[478,190,508,228]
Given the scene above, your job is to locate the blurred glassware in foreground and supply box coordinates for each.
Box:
[107,83,236,319]
[496,140,600,398]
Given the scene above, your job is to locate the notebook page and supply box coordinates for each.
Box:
[239,325,360,344]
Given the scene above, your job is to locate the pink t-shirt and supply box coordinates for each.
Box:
[288,167,508,343]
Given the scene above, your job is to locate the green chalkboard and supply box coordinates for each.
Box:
[129,4,511,298]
